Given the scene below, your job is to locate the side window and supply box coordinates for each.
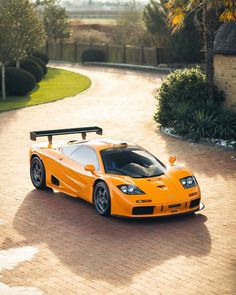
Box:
[61,145,78,157]
[70,146,100,170]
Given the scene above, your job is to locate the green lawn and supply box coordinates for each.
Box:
[0,67,91,112]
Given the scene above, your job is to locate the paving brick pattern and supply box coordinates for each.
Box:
[0,63,236,295]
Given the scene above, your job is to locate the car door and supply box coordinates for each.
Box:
[59,145,100,202]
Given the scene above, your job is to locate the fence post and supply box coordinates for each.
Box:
[140,45,144,65]
[59,40,63,60]
[45,41,49,57]
[123,45,126,64]
[105,43,109,62]
[74,42,77,62]
[155,47,159,66]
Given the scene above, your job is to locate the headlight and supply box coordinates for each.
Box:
[117,184,145,195]
[180,176,197,189]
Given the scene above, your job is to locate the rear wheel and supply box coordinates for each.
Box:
[30,157,47,190]
[94,182,111,216]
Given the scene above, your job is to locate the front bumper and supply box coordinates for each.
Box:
[111,194,204,218]
[113,203,204,218]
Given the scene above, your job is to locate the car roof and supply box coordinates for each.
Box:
[64,138,136,152]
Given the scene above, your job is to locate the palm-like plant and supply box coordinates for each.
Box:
[165,0,236,100]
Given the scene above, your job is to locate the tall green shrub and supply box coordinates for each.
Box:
[154,67,224,126]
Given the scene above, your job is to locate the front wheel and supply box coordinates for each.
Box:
[94,182,111,216]
[30,157,47,190]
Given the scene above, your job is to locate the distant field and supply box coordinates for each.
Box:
[70,18,116,25]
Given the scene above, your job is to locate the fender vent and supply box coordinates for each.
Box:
[51,175,60,186]
[157,185,167,190]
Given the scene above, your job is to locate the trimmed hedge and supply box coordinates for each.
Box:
[28,56,47,75]
[21,59,43,83]
[6,59,43,83]
[81,49,106,62]
[33,52,49,64]
[0,67,35,96]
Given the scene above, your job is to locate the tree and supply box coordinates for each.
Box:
[143,0,169,46]
[8,0,46,68]
[32,0,56,7]
[112,8,147,46]
[165,0,236,100]
[143,0,203,61]
[0,0,45,100]
[0,1,15,100]
[43,3,70,42]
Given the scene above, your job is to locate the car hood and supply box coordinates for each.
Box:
[108,166,198,203]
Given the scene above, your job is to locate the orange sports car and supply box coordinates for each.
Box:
[29,127,204,217]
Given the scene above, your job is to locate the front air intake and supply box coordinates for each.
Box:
[190,198,200,208]
[132,206,154,215]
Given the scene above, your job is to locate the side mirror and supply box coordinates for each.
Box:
[84,164,96,173]
[169,155,176,166]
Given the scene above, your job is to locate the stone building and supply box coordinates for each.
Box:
[214,23,236,111]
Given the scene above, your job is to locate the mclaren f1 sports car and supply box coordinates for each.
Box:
[29,127,204,217]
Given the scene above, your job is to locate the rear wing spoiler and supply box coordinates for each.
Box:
[30,126,103,144]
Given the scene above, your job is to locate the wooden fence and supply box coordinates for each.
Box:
[43,41,174,66]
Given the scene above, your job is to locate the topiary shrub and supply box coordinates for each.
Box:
[33,52,49,64]
[20,59,43,83]
[28,56,47,75]
[81,49,106,63]
[0,67,35,96]
[7,58,44,83]
[154,67,224,127]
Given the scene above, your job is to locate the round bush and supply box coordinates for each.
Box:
[21,59,43,83]
[81,49,106,63]
[28,56,47,75]
[33,52,49,64]
[154,67,224,126]
[0,67,35,96]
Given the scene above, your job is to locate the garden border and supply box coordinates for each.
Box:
[161,126,236,150]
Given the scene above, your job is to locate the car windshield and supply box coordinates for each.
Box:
[101,147,165,178]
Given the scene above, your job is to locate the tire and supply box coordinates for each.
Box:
[94,182,111,216]
[30,157,47,190]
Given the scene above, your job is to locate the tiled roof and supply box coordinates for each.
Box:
[214,23,236,55]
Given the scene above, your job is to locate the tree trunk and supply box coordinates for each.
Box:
[203,3,217,101]
[1,63,6,101]
[16,60,20,68]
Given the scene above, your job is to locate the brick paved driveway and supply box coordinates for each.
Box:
[0,63,235,295]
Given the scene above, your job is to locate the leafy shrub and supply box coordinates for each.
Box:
[28,56,47,75]
[0,67,35,96]
[213,109,236,140]
[155,67,224,126]
[33,52,49,64]
[172,102,194,136]
[154,67,236,142]
[190,110,218,140]
[20,59,43,83]
[81,49,106,63]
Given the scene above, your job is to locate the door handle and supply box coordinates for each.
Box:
[59,157,64,161]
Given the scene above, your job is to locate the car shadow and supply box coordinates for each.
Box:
[12,190,211,286]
